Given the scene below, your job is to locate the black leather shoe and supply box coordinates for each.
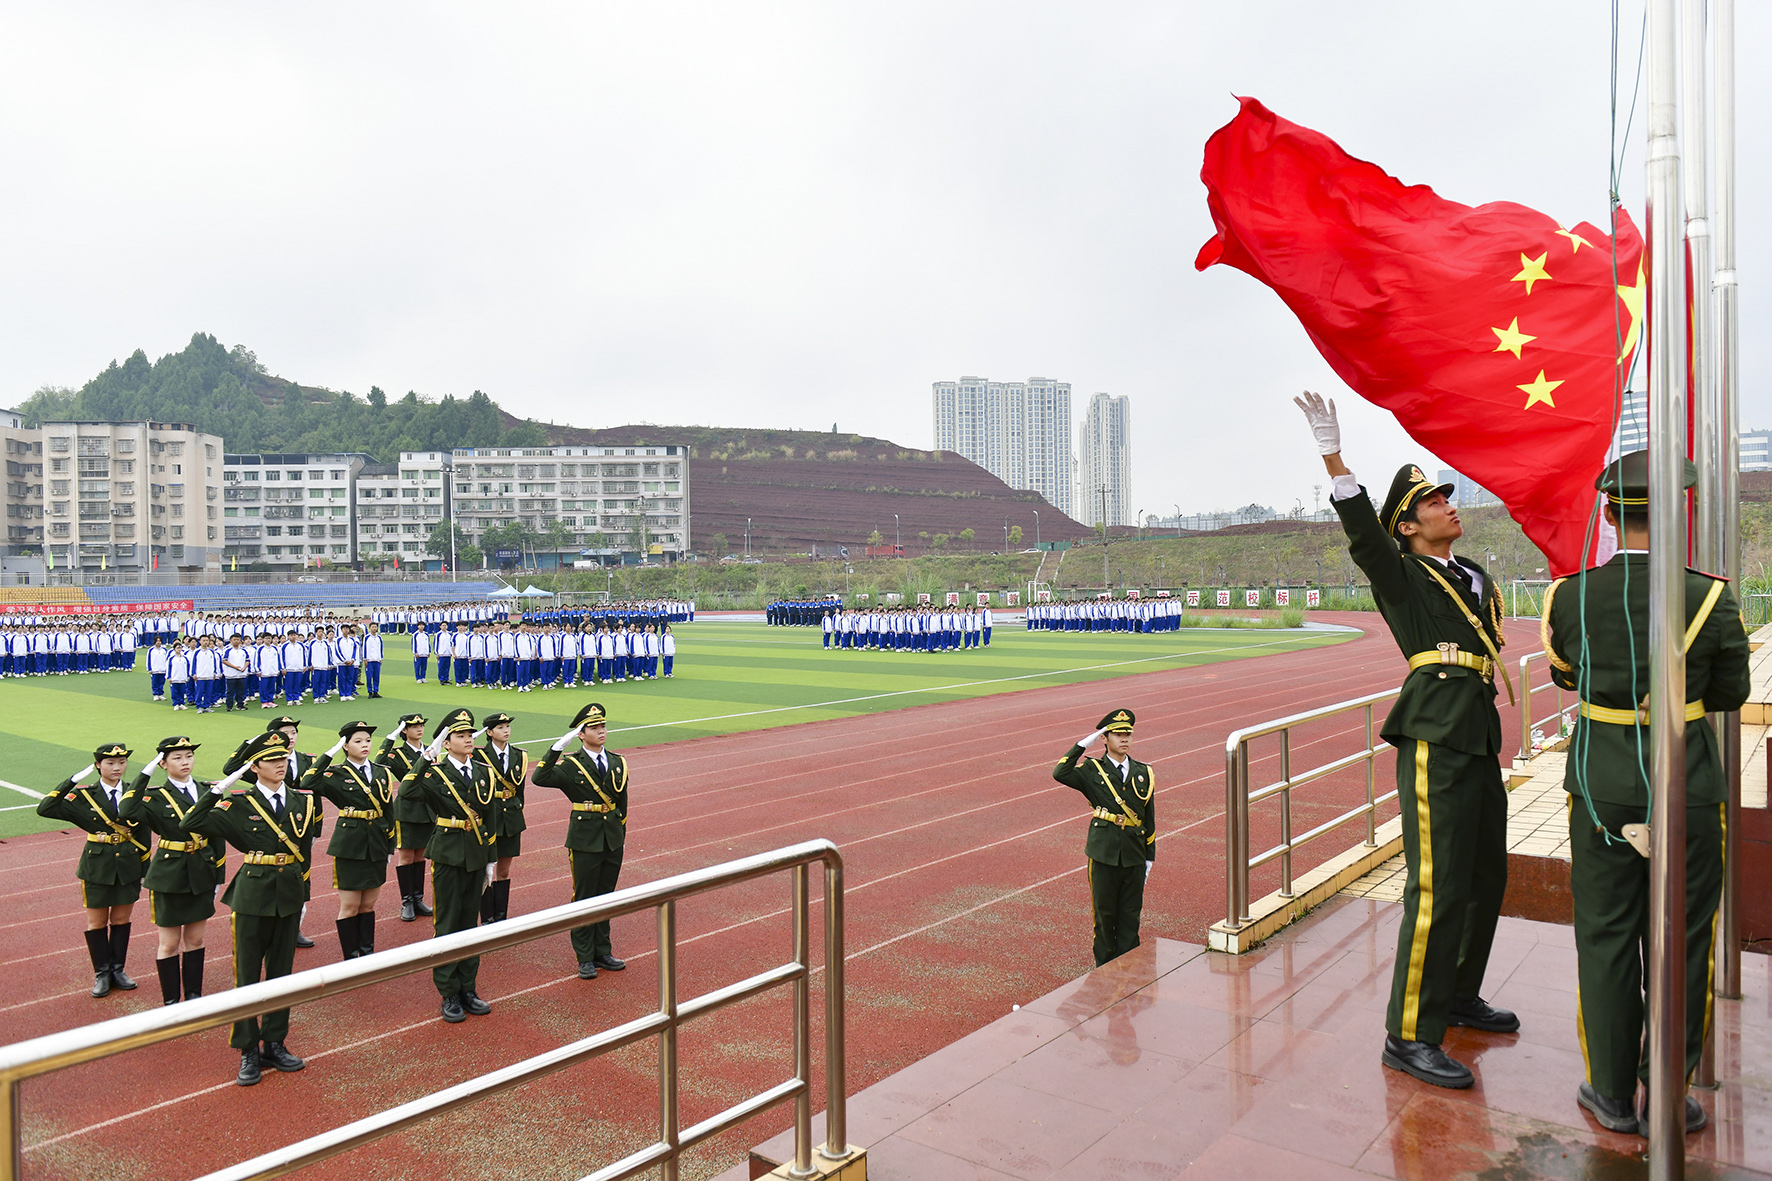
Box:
[110,967,137,991]
[237,1049,262,1087]
[461,990,491,1016]
[1381,1035,1473,1089]
[294,932,315,949]
[577,961,598,979]
[593,954,626,971]
[441,995,466,1023]
[1636,1091,1707,1134]
[413,898,433,918]
[1578,1083,1640,1133]
[400,895,417,923]
[91,971,112,999]
[1448,996,1520,1033]
[262,1042,305,1072]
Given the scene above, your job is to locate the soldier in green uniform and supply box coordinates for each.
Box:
[475,711,527,925]
[533,703,629,979]
[37,742,150,998]
[121,737,226,1004]
[385,711,437,924]
[1296,391,1517,1089]
[1053,708,1156,966]
[267,717,320,949]
[183,731,314,1086]
[1543,451,1751,1135]
[301,720,397,959]
[397,709,499,1023]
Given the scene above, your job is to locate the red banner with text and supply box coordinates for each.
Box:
[27,601,194,616]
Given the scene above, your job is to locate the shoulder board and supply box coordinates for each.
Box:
[1687,567,1728,582]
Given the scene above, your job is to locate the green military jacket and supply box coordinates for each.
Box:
[181,784,316,917]
[36,779,152,886]
[1053,747,1156,867]
[381,740,435,825]
[1544,555,1752,807]
[1334,486,1505,756]
[301,753,396,862]
[475,742,529,839]
[533,747,628,853]
[398,755,498,872]
[120,773,226,894]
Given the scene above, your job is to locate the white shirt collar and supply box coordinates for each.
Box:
[255,781,285,806]
[1106,754,1130,776]
[448,756,473,775]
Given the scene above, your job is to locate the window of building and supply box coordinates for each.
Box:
[266,546,282,557]
[225,508,238,518]
[167,442,184,457]
[244,507,260,518]
[209,526,217,540]
[400,470,418,481]
[265,470,280,481]
[308,470,323,480]
[402,488,419,498]
[51,480,68,496]
[287,525,304,537]
[116,438,135,454]
[329,470,344,480]
[50,436,70,453]
[116,459,135,475]
[205,444,216,459]
[286,470,301,481]
[266,526,282,537]
[114,524,134,539]
[170,525,184,539]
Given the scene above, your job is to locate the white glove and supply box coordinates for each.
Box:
[552,730,578,752]
[1144,861,1154,881]
[473,727,488,741]
[326,737,347,757]
[1077,728,1106,750]
[72,763,96,783]
[213,768,246,794]
[143,751,165,772]
[1293,391,1341,456]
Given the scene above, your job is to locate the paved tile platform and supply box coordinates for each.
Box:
[739,897,1772,1180]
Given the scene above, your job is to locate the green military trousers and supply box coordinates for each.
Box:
[231,912,298,1050]
[431,863,486,998]
[569,848,623,963]
[1570,799,1723,1102]
[1386,739,1508,1045]
[1087,859,1145,967]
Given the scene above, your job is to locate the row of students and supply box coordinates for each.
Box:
[0,623,140,675]
[148,623,388,709]
[413,621,677,687]
[821,606,994,650]
[1025,599,1185,631]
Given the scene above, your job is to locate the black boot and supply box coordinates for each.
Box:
[181,947,205,999]
[412,862,433,917]
[155,955,181,1005]
[86,929,112,997]
[336,917,360,959]
[479,885,496,926]
[357,912,375,957]
[493,878,511,922]
[396,863,418,922]
[108,923,137,990]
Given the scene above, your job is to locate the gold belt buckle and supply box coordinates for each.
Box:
[274,853,288,866]
[1437,641,1457,665]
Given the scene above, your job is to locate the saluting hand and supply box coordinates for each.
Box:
[1293,390,1341,456]
[71,763,96,785]
[143,751,165,773]
[551,729,578,752]
[213,768,247,794]
[326,736,347,758]
[1077,728,1106,750]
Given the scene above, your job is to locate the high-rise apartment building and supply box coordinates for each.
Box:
[41,421,223,574]
[2,407,44,565]
[932,376,1074,518]
[223,453,371,568]
[449,444,688,562]
[1613,387,1770,471]
[1077,393,1132,527]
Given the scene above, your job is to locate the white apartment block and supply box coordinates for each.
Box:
[2,407,44,564]
[354,453,447,563]
[1613,387,1770,472]
[449,444,688,560]
[1077,393,1132,527]
[41,421,223,573]
[223,453,371,568]
[932,376,1074,518]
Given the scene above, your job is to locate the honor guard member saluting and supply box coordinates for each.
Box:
[183,731,314,1086]
[121,737,226,1005]
[302,720,397,960]
[385,711,437,923]
[398,709,499,1023]
[534,703,629,979]
[1543,452,1752,1136]
[475,712,526,925]
[1053,709,1155,966]
[1297,391,1515,1090]
[264,717,319,949]
[37,742,150,997]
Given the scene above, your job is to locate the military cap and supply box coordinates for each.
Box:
[571,702,608,729]
[338,719,377,739]
[265,715,301,732]
[1097,708,1136,734]
[432,707,475,740]
[241,732,291,765]
[93,741,133,761]
[483,712,515,729]
[1378,465,1456,537]
[1595,449,1697,507]
[156,736,200,755]
[396,712,427,730]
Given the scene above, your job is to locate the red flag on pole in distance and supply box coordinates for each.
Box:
[1195,97,1644,576]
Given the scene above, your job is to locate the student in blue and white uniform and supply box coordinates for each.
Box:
[363,622,384,699]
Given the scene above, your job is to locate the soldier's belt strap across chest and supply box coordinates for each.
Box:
[1580,699,1707,725]
[572,800,617,814]
[155,836,209,852]
[1406,645,1494,680]
[1091,807,1142,828]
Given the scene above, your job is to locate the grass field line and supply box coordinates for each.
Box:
[0,779,45,800]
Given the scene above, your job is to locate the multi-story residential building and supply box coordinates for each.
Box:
[449,444,688,564]
[932,376,1074,518]
[1077,393,1132,527]
[223,453,370,568]
[1436,469,1501,510]
[352,453,446,565]
[1608,388,1769,471]
[2,407,44,567]
[40,421,223,574]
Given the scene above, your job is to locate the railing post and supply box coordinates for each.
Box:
[1364,704,1376,846]
[1518,653,1535,761]
[657,900,680,1181]
[820,856,852,1163]
[1224,739,1241,928]
[790,864,814,1178]
[2,1076,17,1181]
[1278,731,1293,897]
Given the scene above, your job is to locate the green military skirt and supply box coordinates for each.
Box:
[395,820,433,851]
[150,888,216,927]
[332,856,389,891]
[80,878,142,908]
[495,833,521,858]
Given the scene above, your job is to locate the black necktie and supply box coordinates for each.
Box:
[1445,562,1478,608]
[270,792,284,820]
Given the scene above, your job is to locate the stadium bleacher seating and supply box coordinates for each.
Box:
[76,581,503,611]
[0,586,92,606]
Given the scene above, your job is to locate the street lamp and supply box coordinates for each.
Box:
[746,517,752,556]
[893,514,899,549]
[1003,517,1009,552]
[441,458,457,577]
[1136,508,1146,542]
[1174,503,1181,538]
[1032,510,1040,547]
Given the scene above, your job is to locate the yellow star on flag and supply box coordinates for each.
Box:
[1518,370,1564,410]
[1512,252,1552,294]
[1616,262,1646,362]
[1554,223,1593,253]
[1491,317,1536,360]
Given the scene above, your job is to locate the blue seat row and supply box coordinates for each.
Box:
[81,582,504,610]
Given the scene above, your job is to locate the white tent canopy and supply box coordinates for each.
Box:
[487,586,520,598]
[521,585,554,597]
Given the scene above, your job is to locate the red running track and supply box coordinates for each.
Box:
[0,613,1553,1181]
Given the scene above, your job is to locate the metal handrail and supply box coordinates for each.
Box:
[1223,689,1399,927]
[1517,650,1579,763]
[0,839,853,1181]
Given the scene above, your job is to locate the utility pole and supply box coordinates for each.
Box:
[1099,485,1110,592]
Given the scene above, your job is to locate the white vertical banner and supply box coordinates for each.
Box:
[1244,589,1260,607]
[1275,588,1290,606]
[1215,590,1231,607]
[976,593,990,606]
[1186,590,1201,607]
[1005,591,1020,606]
[1307,588,1321,608]
[1127,588,1140,600]
[944,592,960,606]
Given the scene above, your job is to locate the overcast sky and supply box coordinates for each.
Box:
[2,2,1765,521]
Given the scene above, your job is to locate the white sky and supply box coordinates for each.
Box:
[1,2,1765,520]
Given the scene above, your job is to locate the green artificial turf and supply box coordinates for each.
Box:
[0,620,1352,838]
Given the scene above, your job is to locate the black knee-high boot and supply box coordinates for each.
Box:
[358,911,375,957]
[181,947,205,999]
[155,956,181,1005]
[108,923,137,990]
[493,878,511,922]
[86,929,112,998]
[336,917,359,958]
[411,861,432,917]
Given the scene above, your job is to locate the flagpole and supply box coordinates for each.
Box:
[1646,0,1691,1169]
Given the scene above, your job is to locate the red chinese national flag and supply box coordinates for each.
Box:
[1195,97,1644,577]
